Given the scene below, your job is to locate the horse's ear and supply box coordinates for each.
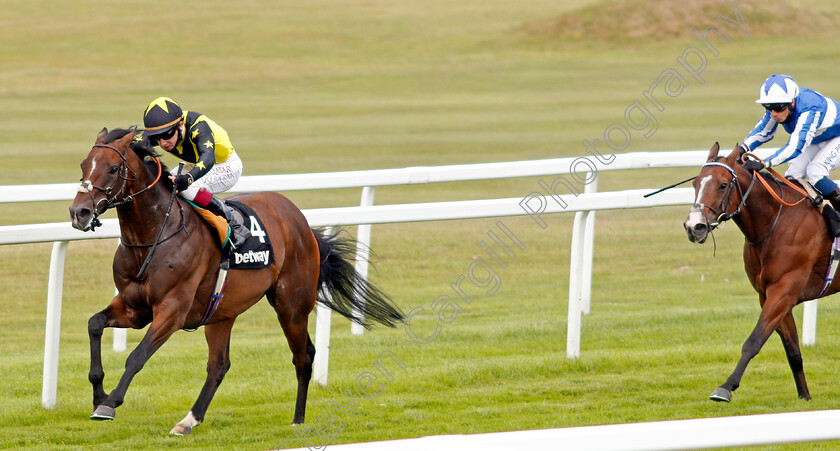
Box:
[118,129,136,146]
[96,127,108,144]
[725,145,740,163]
[706,142,720,161]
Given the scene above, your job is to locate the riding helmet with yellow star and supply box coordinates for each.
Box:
[143,97,183,137]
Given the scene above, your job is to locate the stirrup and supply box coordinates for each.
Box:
[228,222,249,250]
[220,205,250,250]
[212,258,229,299]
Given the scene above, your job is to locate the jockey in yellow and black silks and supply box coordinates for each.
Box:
[141,97,250,249]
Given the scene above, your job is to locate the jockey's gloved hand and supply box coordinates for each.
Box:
[742,159,765,172]
[173,173,193,192]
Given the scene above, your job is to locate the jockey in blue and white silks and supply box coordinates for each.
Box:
[742,74,840,208]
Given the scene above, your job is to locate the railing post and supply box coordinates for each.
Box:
[803,300,817,346]
[581,173,598,315]
[114,288,128,352]
[567,212,586,359]
[352,187,375,335]
[42,240,68,409]
[567,172,597,358]
[113,240,126,352]
[313,226,335,386]
[112,324,127,352]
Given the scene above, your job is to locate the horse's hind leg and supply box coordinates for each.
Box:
[777,311,810,400]
[281,312,316,425]
[171,318,236,435]
[292,333,316,425]
[269,283,317,425]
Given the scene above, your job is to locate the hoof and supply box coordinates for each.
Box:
[171,411,200,435]
[709,387,732,402]
[170,423,193,436]
[90,405,116,420]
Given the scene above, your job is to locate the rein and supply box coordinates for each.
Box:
[744,177,786,246]
[116,163,188,250]
[737,153,810,244]
[698,155,811,247]
[741,152,810,207]
[136,163,185,279]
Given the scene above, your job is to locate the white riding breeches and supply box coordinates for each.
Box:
[170,151,243,202]
[785,136,840,187]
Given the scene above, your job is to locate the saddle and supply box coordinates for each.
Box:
[190,200,274,269]
[193,207,229,246]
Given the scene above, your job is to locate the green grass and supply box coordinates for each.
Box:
[4,0,840,449]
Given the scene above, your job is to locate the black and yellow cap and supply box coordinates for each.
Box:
[143,97,183,136]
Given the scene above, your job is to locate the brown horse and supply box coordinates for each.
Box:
[684,142,836,403]
[69,128,404,434]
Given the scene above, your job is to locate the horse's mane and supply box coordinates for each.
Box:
[103,127,173,190]
[712,155,808,200]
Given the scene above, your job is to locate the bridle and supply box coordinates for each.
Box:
[77,140,190,278]
[694,160,757,230]
[695,158,797,246]
[77,143,163,230]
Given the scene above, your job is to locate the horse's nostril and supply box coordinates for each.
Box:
[694,223,707,232]
[77,208,91,220]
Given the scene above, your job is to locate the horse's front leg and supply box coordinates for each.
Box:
[170,318,236,435]
[711,281,798,402]
[88,296,142,409]
[91,302,186,420]
[88,309,110,408]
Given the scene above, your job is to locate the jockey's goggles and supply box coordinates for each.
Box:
[155,126,178,141]
[148,126,178,146]
[762,103,790,113]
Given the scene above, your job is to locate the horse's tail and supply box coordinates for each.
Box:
[312,228,404,329]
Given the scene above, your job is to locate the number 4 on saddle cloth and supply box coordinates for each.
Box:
[189,200,275,328]
[192,200,274,267]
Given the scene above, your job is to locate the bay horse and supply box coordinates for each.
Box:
[684,142,836,403]
[69,128,404,434]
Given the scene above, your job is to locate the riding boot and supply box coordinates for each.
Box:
[822,205,840,238]
[206,196,250,250]
[825,187,840,212]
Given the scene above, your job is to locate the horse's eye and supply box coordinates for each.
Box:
[109,165,120,174]
[719,182,728,190]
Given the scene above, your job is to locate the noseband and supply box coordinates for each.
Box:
[695,161,757,230]
[77,143,161,230]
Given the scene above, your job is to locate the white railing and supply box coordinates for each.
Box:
[279,409,840,450]
[9,148,815,410]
